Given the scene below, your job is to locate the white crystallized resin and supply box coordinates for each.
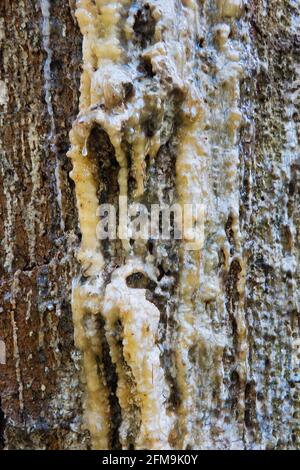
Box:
[68,0,247,449]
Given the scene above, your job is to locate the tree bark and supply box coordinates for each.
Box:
[0,0,299,450]
[0,0,89,450]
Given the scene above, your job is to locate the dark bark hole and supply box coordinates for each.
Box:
[124,147,137,198]
[145,154,150,169]
[98,316,122,450]
[196,35,205,48]
[50,59,63,73]
[225,258,242,312]
[138,57,155,77]
[133,4,156,47]
[225,213,235,255]
[143,115,158,138]
[124,82,134,101]
[229,370,240,414]
[225,259,242,351]
[126,272,156,291]
[147,239,154,255]
[157,265,172,282]
[142,110,160,138]
[218,248,226,268]
[87,125,122,261]
[87,125,119,205]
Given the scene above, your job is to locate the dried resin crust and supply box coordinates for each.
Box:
[68,0,248,450]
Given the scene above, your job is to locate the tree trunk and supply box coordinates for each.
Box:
[0,0,299,450]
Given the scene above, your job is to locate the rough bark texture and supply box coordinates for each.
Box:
[0,0,90,449]
[0,0,299,450]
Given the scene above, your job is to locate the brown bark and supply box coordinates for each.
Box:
[0,0,89,449]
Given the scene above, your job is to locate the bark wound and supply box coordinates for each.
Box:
[133,4,156,47]
[66,0,300,451]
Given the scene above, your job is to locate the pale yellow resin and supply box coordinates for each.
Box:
[68,0,247,450]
